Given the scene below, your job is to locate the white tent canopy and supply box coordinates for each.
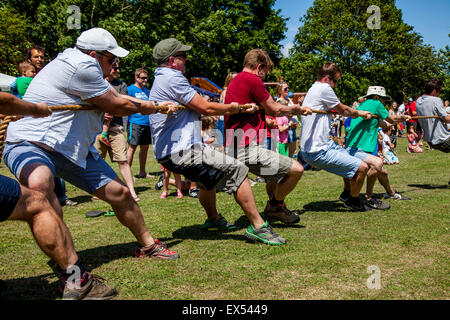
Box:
[0,73,17,92]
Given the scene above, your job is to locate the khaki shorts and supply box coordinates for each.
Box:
[158,144,249,194]
[225,143,293,183]
[94,125,128,162]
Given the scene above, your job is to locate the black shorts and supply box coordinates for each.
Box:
[0,175,21,222]
[127,123,151,146]
[430,136,450,153]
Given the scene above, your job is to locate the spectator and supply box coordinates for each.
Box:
[389,101,401,145]
[93,59,140,202]
[16,62,36,98]
[407,125,423,153]
[380,126,399,164]
[275,81,299,157]
[126,68,153,179]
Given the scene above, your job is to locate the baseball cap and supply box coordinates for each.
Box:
[153,38,191,65]
[76,28,129,57]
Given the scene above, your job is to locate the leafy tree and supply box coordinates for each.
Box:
[281,0,442,105]
[0,5,32,75]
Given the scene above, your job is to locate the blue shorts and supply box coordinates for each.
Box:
[0,175,21,222]
[288,129,297,143]
[3,141,117,194]
[345,147,372,162]
[300,141,361,179]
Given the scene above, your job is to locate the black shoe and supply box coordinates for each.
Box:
[344,197,371,212]
[339,190,350,202]
[364,198,390,210]
[154,174,164,190]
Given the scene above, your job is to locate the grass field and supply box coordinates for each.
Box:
[0,137,448,300]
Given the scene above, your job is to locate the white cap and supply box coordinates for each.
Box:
[76,28,129,57]
[364,86,391,100]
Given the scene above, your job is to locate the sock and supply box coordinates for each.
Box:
[269,197,284,206]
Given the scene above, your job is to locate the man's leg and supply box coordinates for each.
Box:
[127,144,138,167]
[349,161,369,198]
[269,161,303,202]
[93,178,179,259]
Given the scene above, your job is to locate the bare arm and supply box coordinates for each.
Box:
[186,93,240,116]
[0,92,51,117]
[334,102,372,120]
[261,96,312,117]
[85,88,156,117]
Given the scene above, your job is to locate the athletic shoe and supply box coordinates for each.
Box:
[160,191,168,199]
[188,188,199,198]
[264,201,300,225]
[202,214,236,231]
[344,197,372,212]
[61,273,117,300]
[155,173,164,190]
[339,190,350,202]
[244,221,286,245]
[255,176,266,183]
[383,191,411,200]
[249,178,257,187]
[177,190,184,198]
[364,198,390,210]
[135,243,179,260]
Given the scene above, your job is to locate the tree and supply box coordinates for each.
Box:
[281,0,442,104]
[5,0,287,87]
[0,5,32,75]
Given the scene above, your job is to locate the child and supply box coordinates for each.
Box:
[201,116,216,147]
[407,125,423,153]
[160,164,184,199]
[380,127,399,164]
[16,62,36,98]
[274,100,290,156]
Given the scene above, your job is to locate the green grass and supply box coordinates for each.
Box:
[0,137,448,300]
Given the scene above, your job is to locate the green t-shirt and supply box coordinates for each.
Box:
[16,77,33,98]
[345,99,389,153]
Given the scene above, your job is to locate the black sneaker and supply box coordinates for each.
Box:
[364,198,390,210]
[344,197,372,212]
[154,173,164,190]
[339,190,350,202]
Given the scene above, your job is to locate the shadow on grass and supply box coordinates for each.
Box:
[407,183,449,190]
[68,195,93,205]
[301,200,348,213]
[0,273,59,300]
[135,186,151,193]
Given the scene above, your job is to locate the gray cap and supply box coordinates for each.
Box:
[153,38,191,65]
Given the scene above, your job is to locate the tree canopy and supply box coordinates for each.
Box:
[280,0,449,103]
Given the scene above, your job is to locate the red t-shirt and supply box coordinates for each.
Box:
[224,71,271,147]
[407,101,417,123]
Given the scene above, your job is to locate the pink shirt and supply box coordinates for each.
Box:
[275,116,289,144]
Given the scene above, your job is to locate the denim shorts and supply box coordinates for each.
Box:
[345,147,372,162]
[3,141,117,194]
[300,140,361,179]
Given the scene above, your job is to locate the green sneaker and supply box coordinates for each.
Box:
[244,221,286,245]
[202,214,236,231]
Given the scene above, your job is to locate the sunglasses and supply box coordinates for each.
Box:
[173,52,187,59]
[96,52,118,65]
[283,87,290,92]
[113,67,120,71]
[139,76,148,80]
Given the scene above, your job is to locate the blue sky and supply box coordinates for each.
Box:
[274,0,450,57]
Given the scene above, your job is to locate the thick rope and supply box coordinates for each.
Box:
[0,103,442,162]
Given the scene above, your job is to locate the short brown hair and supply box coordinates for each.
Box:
[135,68,148,78]
[424,77,443,94]
[18,61,35,75]
[223,71,238,88]
[27,45,45,60]
[243,49,274,72]
[317,62,341,81]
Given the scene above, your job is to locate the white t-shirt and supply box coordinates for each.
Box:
[148,67,198,160]
[300,82,340,153]
[6,48,110,168]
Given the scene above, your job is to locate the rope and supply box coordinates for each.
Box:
[0,103,442,162]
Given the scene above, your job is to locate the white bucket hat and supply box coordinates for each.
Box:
[364,86,391,100]
[76,28,129,57]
